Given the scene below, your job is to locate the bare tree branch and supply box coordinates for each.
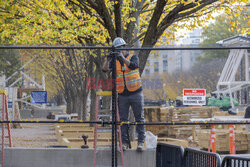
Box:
[83,0,116,40]
[138,0,167,74]
[125,0,144,44]
[114,0,123,37]
[176,0,219,19]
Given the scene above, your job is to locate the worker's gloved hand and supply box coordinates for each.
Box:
[117,52,125,61]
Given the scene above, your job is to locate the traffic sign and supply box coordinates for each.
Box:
[31,91,47,104]
[8,101,12,108]
[183,89,206,106]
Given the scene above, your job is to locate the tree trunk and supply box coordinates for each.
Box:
[90,88,96,123]
[82,91,88,120]
[66,99,72,114]
[73,89,83,119]
[54,91,64,106]
[64,83,73,114]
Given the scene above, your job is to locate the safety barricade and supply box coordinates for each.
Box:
[228,125,236,154]
[183,147,221,167]
[222,156,250,167]
[156,143,184,167]
[209,124,217,153]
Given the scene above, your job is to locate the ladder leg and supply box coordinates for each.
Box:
[93,92,124,167]
[2,94,5,167]
[4,95,12,147]
[116,101,124,167]
[93,96,99,167]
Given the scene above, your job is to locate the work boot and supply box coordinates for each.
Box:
[136,143,144,152]
[122,143,129,151]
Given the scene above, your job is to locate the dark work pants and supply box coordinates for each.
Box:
[118,91,145,144]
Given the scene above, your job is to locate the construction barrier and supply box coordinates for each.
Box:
[156,143,222,167]
[209,124,217,153]
[183,147,221,167]
[207,124,239,154]
[229,125,236,155]
[156,143,184,167]
[222,156,250,167]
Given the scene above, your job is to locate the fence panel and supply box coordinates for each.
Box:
[222,156,250,167]
[156,142,184,167]
[183,147,221,167]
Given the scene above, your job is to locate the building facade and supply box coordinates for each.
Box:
[142,29,203,76]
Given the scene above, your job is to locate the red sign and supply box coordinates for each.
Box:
[183,89,206,96]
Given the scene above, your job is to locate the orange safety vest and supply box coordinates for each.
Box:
[116,55,142,93]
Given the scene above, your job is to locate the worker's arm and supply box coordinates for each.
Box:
[117,52,130,67]
[127,55,139,70]
[122,57,131,67]
[102,53,112,72]
[117,54,139,70]
[102,59,111,72]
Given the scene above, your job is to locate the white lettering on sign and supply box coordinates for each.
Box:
[183,89,206,106]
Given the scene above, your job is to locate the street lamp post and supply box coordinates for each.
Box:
[177,80,181,97]
[163,83,166,100]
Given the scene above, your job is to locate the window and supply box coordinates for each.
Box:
[163,54,168,58]
[195,39,200,43]
[154,62,159,72]
[163,60,168,72]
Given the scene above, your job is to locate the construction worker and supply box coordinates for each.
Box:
[102,37,145,152]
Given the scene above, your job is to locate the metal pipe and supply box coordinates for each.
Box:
[111,47,118,167]
[0,46,249,50]
[0,120,250,125]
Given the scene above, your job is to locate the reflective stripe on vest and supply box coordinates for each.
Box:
[116,55,142,93]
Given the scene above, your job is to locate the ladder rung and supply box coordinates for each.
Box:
[98,115,111,117]
[96,91,112,96]
[96,144,112,147]
[95,148,112,151]
[98,112,111,114]
[97,129,112,133]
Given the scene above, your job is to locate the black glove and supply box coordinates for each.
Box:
[117,52,125,61]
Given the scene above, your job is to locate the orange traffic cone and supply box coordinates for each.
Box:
[229,124,236,154]
[211,124,216,153]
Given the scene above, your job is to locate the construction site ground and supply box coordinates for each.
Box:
[11,119,59,148]
[4,106,250,167]
[8,106,249,150]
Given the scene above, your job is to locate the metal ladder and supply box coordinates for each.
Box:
[0,90,12,167]
[93,91,124,167]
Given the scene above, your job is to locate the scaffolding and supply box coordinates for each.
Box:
[215,35,250,109]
